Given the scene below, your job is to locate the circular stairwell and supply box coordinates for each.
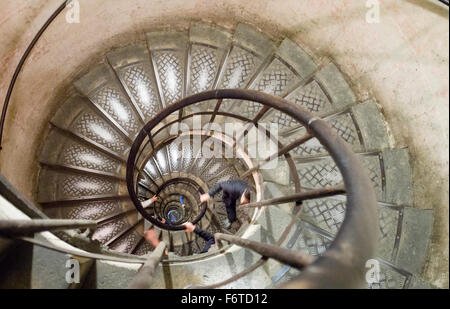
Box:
[35,22,434,289]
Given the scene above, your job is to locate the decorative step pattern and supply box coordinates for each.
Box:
[147,31,188,107]
[74,64,143,139]
[217,23,275,112]
[107,44,163,123]
[237,38,317,120]
[188,23,231,95]
[293,149,412,205]
[263,62,356,134]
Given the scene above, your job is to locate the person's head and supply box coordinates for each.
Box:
[240,188,251,205]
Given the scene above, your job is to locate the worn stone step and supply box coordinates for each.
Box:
[44,198,134,225]
[107,44,163,123]
[37,168,128,204]
[293,148,413,205]
[263,61,357,134]
[50,95,131,160]
[74,63,143,139]
[236,37,317,120]
[146,30,188,108]
[40,128,126,179]
[278,99,390,159]
[108,226,143,255]
[92,212,141,247]
[0,198,94,289]
[186,22,231,113]
[214,23,275,116]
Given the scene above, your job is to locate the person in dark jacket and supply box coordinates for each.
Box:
[199,179,251,229]
[182,222,216,253]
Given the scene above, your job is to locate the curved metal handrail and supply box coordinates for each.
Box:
[126,89,378,288]
[0,1,67,150]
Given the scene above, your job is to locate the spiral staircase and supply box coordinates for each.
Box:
[0,22,436,289]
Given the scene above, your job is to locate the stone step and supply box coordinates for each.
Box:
[146,30,188,108]
[278,99,390,158]
[50,95,131,160]
[108,225,143,255]
[186,22,231,113]
[107,44,163,123]
[138,172,158,194]
[74,63,143,139]
[214,23,275,115]
[40,128,126,179]
[261,61,357,134]
[44,198,134,225]
[293,148,413,205]
[236,37,317,120]
[366,259,427,289]
[152,146,171,176]
[92,212,141,247]
[37,168,127,204]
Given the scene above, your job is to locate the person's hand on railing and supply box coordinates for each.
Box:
[182,222,195,233]
[200,193,211,203]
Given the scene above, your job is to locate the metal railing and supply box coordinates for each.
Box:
[0,219,96,236]
[126,89,379,288]
[0,1,67,150]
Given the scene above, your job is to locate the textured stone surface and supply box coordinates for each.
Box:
[0,242,71,289]
[367,261,409,289]
[107,44,163,122]
[74,64,141,137]
[408,275,438,289]
[396,207,433,274]
[352,100,390,151]
[276,38,317,79]
[383,149,413,206]
[0,1,447,287]
[84,260,141,289]
[315,63,356,111]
